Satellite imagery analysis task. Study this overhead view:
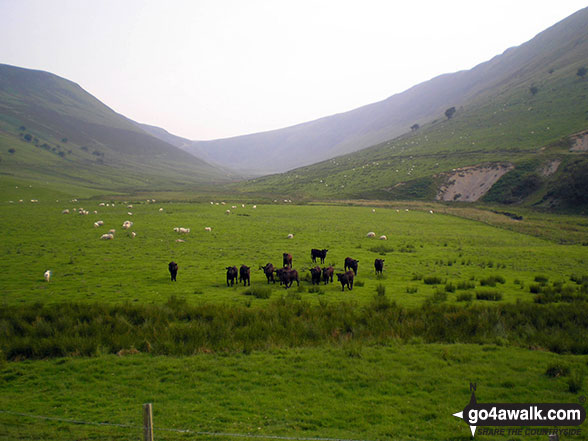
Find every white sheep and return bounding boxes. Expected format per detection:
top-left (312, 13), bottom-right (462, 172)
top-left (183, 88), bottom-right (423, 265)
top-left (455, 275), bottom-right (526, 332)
top-left (372, 209), bottom-right (376, 213)
top-left (131, 231), bottom-right (136, 238)
top-left (127, 212), bottom-right (133, 216)
top-left (429, 210), bottom-right (434, 214)
top-left (109, 229), bottom-right (116, 234)
top-left (252, 205), bottom-right (257, 209)
top-left (175, 239), bottom-right (185, 243)
top-left (96, 220), bottom-right (104, 226)
top-left (101, 233), bottom-right (114, 240)
top-left (241, 204), bottom-right (245, 208)
top-left (173, 227), bottom-right (180, 232)
top-left (367, 232), bottom-right (376, 238)
top-left (44, 270), bottom-right (51, 282)
top-left (204, 227), bottom-right (212, 232)
top-left (127, 204), bottom-right (133, 208)
top-left (99, 203), bottom-right (105, 207)
top-left (232, 205), bottom-right (237, 209)
top-left (159, 208), bottom-right (163, 212)
top-left (226, 210), bottom-right (231, 214)
top-left (379, 235), bottom-right (388, 240)
top-left (94, 222), bottom-right (100, 228)
top-left (179, 227), bottom-right (190, 234)
top-left (122, 221), bottom-right (133, 229)
top-left (62, 209), bottom-right (70, 214)
top-left (287, 233), bottom-right (294, 239)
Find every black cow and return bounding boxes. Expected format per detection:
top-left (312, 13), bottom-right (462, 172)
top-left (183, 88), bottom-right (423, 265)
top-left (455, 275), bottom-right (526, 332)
top-left (260, 263), bottom-right (275, 284)
top-left (275, 267), bottom-right (286, 285)
top-left (344, 257), bottom-right (359, 275)
top-left (309, 266), bottom-right (322, 285)
top-left (279, 268), bottom-right (299, 288)
top-left (239, 265), bottom-right (251, 286)
top-left (311, 248), bottom-right (328, 264)
top-left (322, 266), bottom-right (334, 284)
top-left (283, 252), bottom-right (293, 268)
top-left (226, 266), bottom-right (238, 286)
top-left (336, 270), bottom-right (355, 291)
top-left (168, 261), bottom-right (178, 282)
top-left (374, 258), bottom-right (384, 275)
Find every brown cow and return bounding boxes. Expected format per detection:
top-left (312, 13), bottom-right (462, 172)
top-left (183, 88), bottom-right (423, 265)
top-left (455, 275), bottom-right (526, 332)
top-left (344, 257), bottom-right (359, 275)
top-left (309, 266), bottom-right (322, 285)
top-left (322, 266), bottom-right (334, 284)
top-left (336, 270), bottom-right (355, 291)
top-left (260, 263), bottom-right (275, 284)
top-left (239, 265), bottom-right (251, 286)
top-left (279, 268), bottom-right (299, 288)
top-left (226, 266), bottom-right (238, 286)
top-left (283, 252), bottom-right (293, 268)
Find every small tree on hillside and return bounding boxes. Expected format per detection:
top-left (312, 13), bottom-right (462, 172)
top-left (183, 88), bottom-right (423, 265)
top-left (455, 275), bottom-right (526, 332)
top-left (530, 85), bottom-right (539, 95)
top-left (410, 123), bottom-right (420, 132)
top-left (445, 107), bottom-right (456, 120)
top-left (577, 66), bottom-right (587, 79)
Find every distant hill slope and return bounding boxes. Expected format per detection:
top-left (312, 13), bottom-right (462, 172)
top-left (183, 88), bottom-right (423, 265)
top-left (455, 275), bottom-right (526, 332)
top-left (181, 7), bottom-right (588, 177)
top-left (236, 7), bottom-right (588, 210)
top-left (0, 64), bottom-right (233, 196)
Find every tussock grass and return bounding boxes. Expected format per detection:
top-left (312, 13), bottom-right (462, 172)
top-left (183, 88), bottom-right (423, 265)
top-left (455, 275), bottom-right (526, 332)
top-left (4, 296), bottom-right (588, 360)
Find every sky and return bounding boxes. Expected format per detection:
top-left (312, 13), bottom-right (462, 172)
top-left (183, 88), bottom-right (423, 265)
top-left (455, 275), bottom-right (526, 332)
top-left (1, 1), bottom-right (587, 140)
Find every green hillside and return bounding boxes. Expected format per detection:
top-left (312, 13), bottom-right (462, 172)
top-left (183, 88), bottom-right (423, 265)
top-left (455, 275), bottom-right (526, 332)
top-left (237, 8), bottom-right (588, 210)
top-left (0, 64), bottom-right (233, 197)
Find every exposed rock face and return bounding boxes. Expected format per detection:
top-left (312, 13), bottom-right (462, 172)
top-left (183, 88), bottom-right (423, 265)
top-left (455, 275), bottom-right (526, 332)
top-left (540, 159), bottom-right (561, 176)
top-left (570, 131), bottom-right (588, 151)
top-left (436, 163), bottom-right (514, 202)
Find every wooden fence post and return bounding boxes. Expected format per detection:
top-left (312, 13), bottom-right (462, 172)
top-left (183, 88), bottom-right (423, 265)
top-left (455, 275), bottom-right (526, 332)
top-left (143, 403), bottom-right (153, 441)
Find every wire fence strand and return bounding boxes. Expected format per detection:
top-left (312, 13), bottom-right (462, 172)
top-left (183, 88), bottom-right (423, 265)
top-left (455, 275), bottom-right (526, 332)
top-left (0, 409), bottom-right (376, 441)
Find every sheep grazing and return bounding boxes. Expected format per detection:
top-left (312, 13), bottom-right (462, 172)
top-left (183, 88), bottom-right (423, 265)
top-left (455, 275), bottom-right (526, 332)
top-left (379, 235), bottom-right (387, 240)
top-left (175, 239), bottom-right (185, 243)
top-left (173, 227), bottom-right (180, 232)
top-left (231, 205), bottom-right (237, 209)
top-left (241, 204), bottom-right (245, 208)
top-left (159, 208), bottom-right (163, 212)
top-left (226, 210), bottom-right (231, 215)
top-left (287, 233), bottom-right (294, 239)
top-left (372, 209), bottom-right (376, 213)
top-left (130, 232), bottom-right (136, 238)
top-left (178, 227), bottom-right (190, 234)
top-left (429, 210), bottom-right (434, 214)
top-left (44, 270), bottom-right (51, 282)
top-left (252, 205), bottom-right (257, 209)
top-left (31, 199), bottom-right (39, 203)
top-left (204, 227), bottom-right (212, 232)
top-left (366, 232), bottom-right (376, 238)
top-left (99, 203), bottom-right (105, 207)
top-left (94, 222), bottom-right (100, 228)
top-left (101, 233), bottom-right (114, 240)
top-left (127, 212), bottom-right (133, 216)
top-left (108, 229), bottom-right (116, 234)
top-left (122, 221), bottom-right (133, 229)
top-left (127, 204), bottom-right (133, 208)
top-left (62, 209), bottom-right (70, 214)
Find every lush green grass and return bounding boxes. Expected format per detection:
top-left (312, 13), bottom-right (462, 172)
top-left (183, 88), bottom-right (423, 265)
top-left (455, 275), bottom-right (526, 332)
top-left (1, 344), bottom-right (587, 441)
top-left (1, 199), bottom-right (587, 441)
top-left (1, 199), bottom-right (586, 308)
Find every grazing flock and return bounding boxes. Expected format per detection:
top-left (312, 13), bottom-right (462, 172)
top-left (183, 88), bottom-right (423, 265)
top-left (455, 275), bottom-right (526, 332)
top-left (54, 199), bottom-right (389, 292)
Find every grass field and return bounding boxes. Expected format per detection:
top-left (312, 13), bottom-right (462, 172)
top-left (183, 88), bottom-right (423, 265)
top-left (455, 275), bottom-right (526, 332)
top-left (1, 345), bottom-right (587, 441)
top-left (1, 194), bottom-right (587, 440)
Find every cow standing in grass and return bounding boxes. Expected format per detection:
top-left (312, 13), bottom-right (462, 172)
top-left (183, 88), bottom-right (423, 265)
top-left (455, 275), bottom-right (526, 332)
top-left (336, 271), bottom-right (355, 291)
top-left (344, 257), bottom-right (359, 275)
top-left (374, 259), bottom-right (384, 275)
top-left (168, 262), bottom-right (178, 282)
top-left (322, 266), bottom-right (334, 284)
top-left (239, 265), bottom-right (251, 286)
top-left (311, 248), bottom-right (328, 264)
top-left (226, 266), bottom-right (238, 286)
top-left (310, 266), bottom-right (322, 285)
top-left (279, 268), bottom-right (299, 288)
top-left (260, 263), bottom-right (275, 284)
top-left (283, 253), bottom-right (293, 268)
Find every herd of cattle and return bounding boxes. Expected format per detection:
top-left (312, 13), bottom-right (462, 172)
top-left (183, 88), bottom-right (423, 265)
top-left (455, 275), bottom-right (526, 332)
top-left (168, 249), bottom-right (385, 292)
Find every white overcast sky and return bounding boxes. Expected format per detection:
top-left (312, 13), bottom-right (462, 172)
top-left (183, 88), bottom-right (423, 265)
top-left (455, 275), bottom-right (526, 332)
top-left (1, 0), bottom-right (586, 140)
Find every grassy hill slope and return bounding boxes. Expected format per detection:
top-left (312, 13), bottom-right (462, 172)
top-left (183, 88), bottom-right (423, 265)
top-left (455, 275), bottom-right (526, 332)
top-left (0, 64), bottom-right (233, 197)
top-left (183, 7), bottom-right (588, 177)
top-left (236, 8), bottom-right (588, 210)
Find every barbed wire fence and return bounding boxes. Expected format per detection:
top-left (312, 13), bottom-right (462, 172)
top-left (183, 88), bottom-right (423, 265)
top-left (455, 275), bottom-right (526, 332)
top-left (0, 405), bottom-right (378, 441)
